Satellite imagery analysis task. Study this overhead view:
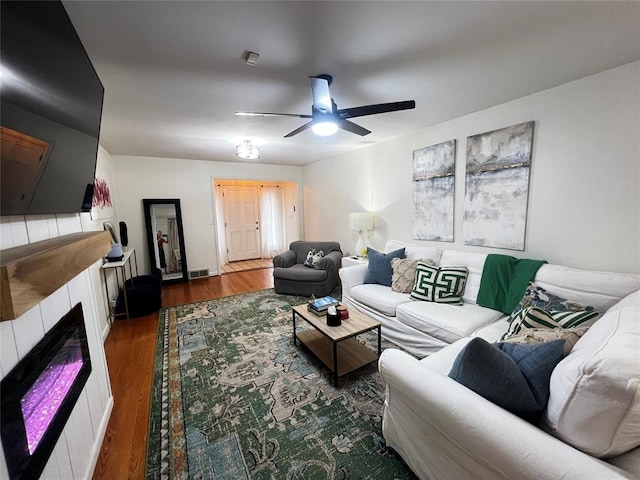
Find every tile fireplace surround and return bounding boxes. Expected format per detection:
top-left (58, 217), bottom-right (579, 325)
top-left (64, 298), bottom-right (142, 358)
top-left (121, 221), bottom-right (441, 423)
top-left (0, 218), bottom-right (113, 480)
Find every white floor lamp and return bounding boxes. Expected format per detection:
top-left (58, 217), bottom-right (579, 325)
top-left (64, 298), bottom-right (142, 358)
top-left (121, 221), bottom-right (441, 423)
top-left (350, 212), bottom-right (374, 256)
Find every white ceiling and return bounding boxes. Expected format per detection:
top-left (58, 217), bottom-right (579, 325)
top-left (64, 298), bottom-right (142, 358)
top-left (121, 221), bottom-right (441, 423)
top-left (63, 1), bottom-right (640, 167)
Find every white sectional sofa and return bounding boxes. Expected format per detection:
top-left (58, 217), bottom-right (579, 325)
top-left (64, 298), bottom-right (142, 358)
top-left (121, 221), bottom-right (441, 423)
top-left (339, 239), bottom-right (639, 357)
top-left (340, 240), bottom-right (497, 357)
top-left (339, 240), bottom-right (640, 479)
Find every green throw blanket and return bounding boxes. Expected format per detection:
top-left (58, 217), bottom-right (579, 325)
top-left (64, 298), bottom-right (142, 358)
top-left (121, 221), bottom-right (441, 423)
top-left (477, 254), bottom-right (547, 314)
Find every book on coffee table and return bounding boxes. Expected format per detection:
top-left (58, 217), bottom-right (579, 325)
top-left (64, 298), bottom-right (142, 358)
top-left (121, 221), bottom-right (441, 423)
top-left (309, 296), bottom-right (338, 313)
top-left (306, 306), bottom-right (327, 317)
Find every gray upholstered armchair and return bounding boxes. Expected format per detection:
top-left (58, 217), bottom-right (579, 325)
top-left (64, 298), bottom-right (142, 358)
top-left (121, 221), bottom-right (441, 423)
top-left (273, 241), bottom-right (343, 296)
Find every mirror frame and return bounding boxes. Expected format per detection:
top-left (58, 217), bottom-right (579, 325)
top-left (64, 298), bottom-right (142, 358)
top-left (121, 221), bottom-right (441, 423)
top-left (143, 198), bottom-right (188, 284)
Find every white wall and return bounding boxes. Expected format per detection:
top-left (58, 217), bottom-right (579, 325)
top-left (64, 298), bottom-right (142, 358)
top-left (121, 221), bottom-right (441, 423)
top-left (110, 156), bottom-right (303, 276)
top-left (303, 62), bottom-right (640, 274)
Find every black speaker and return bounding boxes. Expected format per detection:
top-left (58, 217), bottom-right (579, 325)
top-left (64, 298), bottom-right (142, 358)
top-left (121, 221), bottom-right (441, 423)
top-left (119, 221), bottom-right (128, 247)
top-left (81, 184), bottom-right (94, 212)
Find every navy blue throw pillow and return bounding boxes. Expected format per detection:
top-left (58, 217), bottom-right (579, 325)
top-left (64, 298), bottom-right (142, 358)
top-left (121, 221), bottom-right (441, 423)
top-left (448, 337), bottom-right (565, 419)
top-left (364, 247), bottom-right (406, 286)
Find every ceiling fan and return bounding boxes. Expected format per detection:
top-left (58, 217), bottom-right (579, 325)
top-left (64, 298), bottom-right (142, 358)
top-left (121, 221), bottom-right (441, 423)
top-left (235, 74), bottom-right (416, 138)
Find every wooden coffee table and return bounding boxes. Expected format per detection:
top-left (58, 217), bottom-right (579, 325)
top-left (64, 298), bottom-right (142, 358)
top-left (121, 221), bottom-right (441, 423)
top-left (292, 304), bottom-right (381, 387)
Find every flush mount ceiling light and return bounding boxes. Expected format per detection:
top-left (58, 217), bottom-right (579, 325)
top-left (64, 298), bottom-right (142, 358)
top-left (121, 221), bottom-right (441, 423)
top-left (236, 140), bottom-right (260, 160)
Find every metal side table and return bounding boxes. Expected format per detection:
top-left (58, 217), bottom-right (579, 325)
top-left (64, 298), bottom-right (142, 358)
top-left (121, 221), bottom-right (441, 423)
top-left (101, 248), bottom-right (138, 324)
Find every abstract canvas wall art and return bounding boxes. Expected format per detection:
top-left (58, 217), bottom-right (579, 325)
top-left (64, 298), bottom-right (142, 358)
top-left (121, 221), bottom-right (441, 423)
top-left (413, 139), bottom-right (456, 242)
top-left (463, 121), bottom-right (534, 250)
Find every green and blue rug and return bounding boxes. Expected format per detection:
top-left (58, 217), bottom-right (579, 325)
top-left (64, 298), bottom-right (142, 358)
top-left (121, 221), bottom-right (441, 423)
top-left (145, 289), bottom-right (416, 479)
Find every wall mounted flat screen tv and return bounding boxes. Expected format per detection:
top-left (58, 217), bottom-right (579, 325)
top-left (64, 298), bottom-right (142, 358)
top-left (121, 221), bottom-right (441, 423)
top-left (1, 1), bottom-right (104, 216)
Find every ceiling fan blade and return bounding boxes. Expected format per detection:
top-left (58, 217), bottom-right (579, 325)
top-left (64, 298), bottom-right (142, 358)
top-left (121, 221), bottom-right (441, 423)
top-left (338, 100), bottom-right (416, 119)
top-left (284, 121), bottom-right (313, 138)
top-left (309, 76), bottom-right (333, 113)
top-left (339, 119), bottom-right (371, 136)
top-left (235, 111), bottom-right (312, 118)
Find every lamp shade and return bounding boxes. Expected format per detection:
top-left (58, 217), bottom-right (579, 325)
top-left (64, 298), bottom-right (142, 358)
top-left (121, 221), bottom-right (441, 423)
top-left (349, 213), bottom-right (374, 231)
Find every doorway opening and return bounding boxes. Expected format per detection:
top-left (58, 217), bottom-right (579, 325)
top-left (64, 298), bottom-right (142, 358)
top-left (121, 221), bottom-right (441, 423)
top-left (213, 179), bottom-right (300, 274)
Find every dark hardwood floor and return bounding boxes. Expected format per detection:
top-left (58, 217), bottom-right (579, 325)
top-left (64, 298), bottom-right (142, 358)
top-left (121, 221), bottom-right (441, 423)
top-left (93, 268), bottom-right (274, 479)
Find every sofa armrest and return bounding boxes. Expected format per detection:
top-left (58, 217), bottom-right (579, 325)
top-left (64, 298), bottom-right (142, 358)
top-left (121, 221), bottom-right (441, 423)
top-left (273, 250), bottom-right (296, 268)
top-left (339, 263), bottom-right (368, 298)
top-left (318, 250), bottom-right (341, 270)
top-left (378, 349), bottom-right (632, 480)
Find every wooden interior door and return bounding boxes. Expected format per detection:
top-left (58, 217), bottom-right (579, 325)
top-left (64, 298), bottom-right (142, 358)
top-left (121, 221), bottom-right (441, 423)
top-left (222, 185), bottom-right (261, 262)
top-left (1, 127), bottom-right (51, 213)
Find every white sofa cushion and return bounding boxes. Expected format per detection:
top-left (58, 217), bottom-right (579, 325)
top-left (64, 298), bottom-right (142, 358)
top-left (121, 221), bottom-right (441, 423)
top-left (396, 300), bottom-right (504, 344)
top-left (420, 337), bottom-right (474, 375)
top-left (473, 317), bottom-right (511, 342)
top-left (607, 288), bottom-right (640, 313)
top-left (384, 239), bottom-right (442, 263)
top-left (544, 290), bottom-right (640, 458)
top-left (534, 264), bottom-right (640, 312)
top-left (350, 284), bottom-right (411, 316)
top-left (439, 250), bottom-right (488, 304)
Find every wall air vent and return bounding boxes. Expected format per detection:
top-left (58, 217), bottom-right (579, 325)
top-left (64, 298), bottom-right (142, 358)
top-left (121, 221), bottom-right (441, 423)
top-left (188, 269), bottom-right (210, 279)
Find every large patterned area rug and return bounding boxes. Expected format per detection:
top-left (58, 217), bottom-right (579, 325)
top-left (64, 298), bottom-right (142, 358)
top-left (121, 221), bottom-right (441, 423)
top-left (145, 289), bottom-right (417, 479)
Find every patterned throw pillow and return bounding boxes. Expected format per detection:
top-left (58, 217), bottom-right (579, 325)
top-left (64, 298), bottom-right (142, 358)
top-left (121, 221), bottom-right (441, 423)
top-left (501, 326), bottom-right (590, 355)
top-left (502, 307), bottom-right (599, 340)
top-left (391, 258), bottom-right (436, 294)
top-left (511, 282), bottom-right (597, 319)
top-left (410, 262), bottom-right (468, 305)
top-left (503, 282), bottom-right (600, 339)
top-left (303, 249), bottom-right (324, 269)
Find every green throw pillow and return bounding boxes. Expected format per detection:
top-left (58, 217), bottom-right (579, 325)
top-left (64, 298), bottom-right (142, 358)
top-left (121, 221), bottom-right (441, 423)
top-left (410, 262), bottom-right (468, 305)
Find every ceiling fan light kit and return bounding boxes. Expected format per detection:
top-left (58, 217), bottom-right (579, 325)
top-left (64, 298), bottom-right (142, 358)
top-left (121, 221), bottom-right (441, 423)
top-left (236, 74), bottom-right (415, 138)
top-left (236, 140), bottom-right (260, 160)
top-left (311, 121), bottom-right (338, 137)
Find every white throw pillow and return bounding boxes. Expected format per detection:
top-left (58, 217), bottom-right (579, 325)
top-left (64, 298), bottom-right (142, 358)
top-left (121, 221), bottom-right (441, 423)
top-left (303, 249), bottom-right (324, 269)
top-left (543, 292), bottom-right (640, 458)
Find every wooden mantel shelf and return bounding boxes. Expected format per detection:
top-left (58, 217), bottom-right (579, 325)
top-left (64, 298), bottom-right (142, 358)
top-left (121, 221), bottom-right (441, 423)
top-left (0, 231), bottom-right (111, 321)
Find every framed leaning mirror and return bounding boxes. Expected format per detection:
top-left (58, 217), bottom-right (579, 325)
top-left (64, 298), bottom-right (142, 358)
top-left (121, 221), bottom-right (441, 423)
top-left (143, 198), bottom-right (188, 284)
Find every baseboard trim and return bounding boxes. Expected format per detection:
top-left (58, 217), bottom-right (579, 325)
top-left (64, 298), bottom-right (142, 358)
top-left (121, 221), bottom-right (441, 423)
top-left (83, 395), bottom-right (114, 480)
top-left (101, 321), bottom-right (110, 342)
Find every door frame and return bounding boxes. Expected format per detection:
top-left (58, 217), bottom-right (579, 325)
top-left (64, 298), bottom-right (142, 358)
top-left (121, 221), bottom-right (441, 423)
top-left (211, 178), bottom-right (303, 268)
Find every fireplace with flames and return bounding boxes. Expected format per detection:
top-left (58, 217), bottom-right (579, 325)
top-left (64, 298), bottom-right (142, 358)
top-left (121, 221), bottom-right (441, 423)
top-left (1, 303), bottom-right (92, 480)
